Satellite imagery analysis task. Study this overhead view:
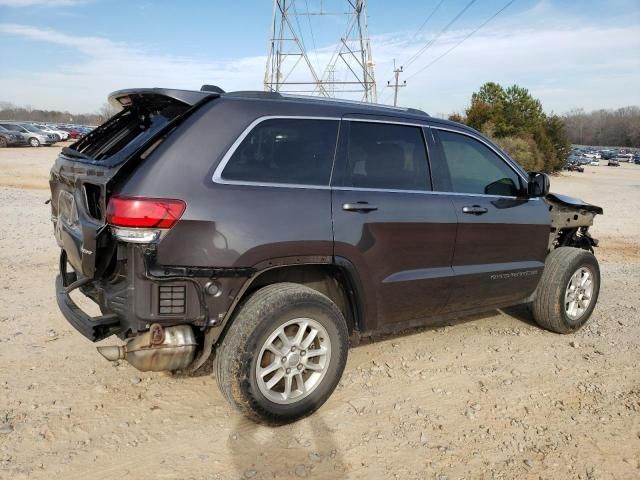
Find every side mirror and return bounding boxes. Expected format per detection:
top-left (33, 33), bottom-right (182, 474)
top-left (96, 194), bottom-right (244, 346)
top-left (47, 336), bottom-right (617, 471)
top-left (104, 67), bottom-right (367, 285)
top-left (528, 172), bottom-right (550, 197)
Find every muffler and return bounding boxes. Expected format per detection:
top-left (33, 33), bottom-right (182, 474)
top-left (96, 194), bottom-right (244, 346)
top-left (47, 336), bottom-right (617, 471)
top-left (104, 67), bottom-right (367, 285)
top-left (97, 324), bottom-right (196, 372)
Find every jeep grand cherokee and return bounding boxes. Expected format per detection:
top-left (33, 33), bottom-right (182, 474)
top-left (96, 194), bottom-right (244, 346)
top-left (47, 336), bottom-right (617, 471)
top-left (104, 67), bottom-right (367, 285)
top-left (50, 86), bottom-right (602, 423)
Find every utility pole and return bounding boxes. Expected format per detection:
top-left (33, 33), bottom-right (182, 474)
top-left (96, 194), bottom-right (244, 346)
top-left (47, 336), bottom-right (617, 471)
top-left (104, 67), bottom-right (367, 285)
top-left (386, 60), bottom-right (406, 106)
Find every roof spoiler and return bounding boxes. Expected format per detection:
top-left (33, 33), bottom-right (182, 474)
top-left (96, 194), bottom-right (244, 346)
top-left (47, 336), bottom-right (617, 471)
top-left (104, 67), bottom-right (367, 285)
top-left (108, 87), bottom-right (220, 108)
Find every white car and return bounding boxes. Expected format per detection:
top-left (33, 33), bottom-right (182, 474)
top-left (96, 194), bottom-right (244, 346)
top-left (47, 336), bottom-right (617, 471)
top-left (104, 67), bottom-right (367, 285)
top-left (34, 124), bottom-right (69, 141)
top-left (590, 160), bottom-right (600, 166)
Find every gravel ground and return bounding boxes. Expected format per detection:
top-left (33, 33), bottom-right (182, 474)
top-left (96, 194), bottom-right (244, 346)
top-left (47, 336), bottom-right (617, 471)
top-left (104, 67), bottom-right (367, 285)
top-left (0, 146), bottom-right (638, 480)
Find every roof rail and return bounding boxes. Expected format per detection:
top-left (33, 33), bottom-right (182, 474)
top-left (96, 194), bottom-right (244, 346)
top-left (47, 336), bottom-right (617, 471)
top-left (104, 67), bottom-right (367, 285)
top-left (279, 93), bottom-right (429, 116)
top-left (224, 91), bottom-right (283, 100)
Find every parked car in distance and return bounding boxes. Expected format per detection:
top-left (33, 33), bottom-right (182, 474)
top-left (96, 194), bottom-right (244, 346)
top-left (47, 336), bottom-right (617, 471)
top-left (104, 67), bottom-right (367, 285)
top-left (19, 123), bottom-right (58, 146)
top-left (589, 160), bottom-right (600, 166)
top-left (0, 122), bottom-right (55, 147)
top-left (58, 127), bottom-right (82, 139)
top-left (0, 125), bottom-right (28, 147)
top-left (566, 162), bottom-right (584, 172)
top-left (607, 160), bottom-right (620, 167)
top-left (51, 87), bottom-right (604, 423)
top-left (33, 124), bottom-right (69, 141)
top-left (616, 153), bottom-right (633, 163)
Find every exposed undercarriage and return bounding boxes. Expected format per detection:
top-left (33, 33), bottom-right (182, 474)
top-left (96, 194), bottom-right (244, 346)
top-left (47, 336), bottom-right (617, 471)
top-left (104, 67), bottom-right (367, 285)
top-left (545, 193), bottom-right (603, 253)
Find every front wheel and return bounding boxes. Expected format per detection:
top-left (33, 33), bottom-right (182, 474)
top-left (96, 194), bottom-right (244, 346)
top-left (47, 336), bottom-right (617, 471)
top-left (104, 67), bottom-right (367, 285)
top-left (29, 137), bottom-right (40, 147)
top-left (0, 137), bottom-right (7, 148)
top-left (532, 247), bottom-right (600, 333)
top-left (215, 283), bottom-right (349, 424)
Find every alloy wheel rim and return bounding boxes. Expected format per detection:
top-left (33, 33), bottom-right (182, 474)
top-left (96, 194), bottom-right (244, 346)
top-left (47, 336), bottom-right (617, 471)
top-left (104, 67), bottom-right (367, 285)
top-left (564, 266), bottom-right (594, 321)
top-left (256, 317), bottom-right (331, 405)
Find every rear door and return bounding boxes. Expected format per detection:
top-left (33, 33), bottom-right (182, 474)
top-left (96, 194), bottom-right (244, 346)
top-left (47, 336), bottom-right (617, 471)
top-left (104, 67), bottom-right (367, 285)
top-left (331, 117), bottom-right (457, 332)
top-left (429, 127), bottom-right (550, 311)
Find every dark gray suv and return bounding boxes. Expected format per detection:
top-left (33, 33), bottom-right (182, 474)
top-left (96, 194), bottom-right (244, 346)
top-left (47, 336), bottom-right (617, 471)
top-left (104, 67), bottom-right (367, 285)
top-left (50, 87), bottom-right (602, 423)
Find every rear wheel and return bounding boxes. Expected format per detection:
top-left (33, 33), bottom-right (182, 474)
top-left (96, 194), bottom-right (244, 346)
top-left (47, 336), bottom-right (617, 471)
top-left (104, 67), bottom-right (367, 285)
top-left (215, 283), bottom-right (349, 424)
top-left (532, 247), bottom-right (600, 333)
top-left (0, 137), bottom-right (7, 148)
top-left (29, 137), bottom-right (40, 147)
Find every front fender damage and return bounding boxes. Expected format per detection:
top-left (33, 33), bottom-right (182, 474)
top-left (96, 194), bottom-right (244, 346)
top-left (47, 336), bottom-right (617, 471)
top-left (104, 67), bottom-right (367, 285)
top-left (545, 193), bottom-right (603, 252)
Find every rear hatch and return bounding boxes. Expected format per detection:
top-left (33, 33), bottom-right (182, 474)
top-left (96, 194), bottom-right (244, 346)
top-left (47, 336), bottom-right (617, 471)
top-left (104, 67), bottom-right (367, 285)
top-left (50, 88), bottom-right (216, 279)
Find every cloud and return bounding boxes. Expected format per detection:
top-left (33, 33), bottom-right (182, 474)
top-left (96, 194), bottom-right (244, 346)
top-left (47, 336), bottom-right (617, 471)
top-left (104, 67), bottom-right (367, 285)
top-left (0, 23), bottom-right (267, 112)
top-left (0, 0), bottom-right (638, 115)
top-left (370, 4), bottom-right (640, 113)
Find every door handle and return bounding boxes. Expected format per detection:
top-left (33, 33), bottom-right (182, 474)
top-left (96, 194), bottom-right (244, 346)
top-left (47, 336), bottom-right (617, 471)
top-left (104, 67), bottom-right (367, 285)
top-left (462, 205), bottom-right (488, 215)
top-left (343, 202), bottom-right (378, 212)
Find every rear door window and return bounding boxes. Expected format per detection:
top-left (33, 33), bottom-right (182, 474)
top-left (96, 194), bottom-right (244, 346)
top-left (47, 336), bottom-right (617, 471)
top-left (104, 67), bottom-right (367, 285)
top-left (220, 118), bottom-right (339, 186)
top-left (340, 121), bottom-right (431, 191)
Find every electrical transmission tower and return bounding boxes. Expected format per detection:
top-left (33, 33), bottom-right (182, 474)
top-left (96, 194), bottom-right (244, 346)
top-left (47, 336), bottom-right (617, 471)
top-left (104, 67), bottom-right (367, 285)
top-left (264, 0), bottom-right (377, 102)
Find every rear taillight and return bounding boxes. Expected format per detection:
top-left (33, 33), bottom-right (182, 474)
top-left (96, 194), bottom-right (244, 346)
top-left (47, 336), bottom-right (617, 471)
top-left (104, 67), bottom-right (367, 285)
top-left (106, 195), bottom-right (186, 229)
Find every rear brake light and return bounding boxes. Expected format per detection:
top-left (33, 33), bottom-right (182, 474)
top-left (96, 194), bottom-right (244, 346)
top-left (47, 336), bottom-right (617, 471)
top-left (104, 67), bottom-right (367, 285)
top-left (106, 195), bottom-right (186, 229)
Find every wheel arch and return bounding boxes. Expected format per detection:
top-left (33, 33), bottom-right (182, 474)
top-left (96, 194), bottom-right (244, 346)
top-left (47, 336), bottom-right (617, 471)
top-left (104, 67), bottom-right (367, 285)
top-left (215, 260), bottom-right (364, 347)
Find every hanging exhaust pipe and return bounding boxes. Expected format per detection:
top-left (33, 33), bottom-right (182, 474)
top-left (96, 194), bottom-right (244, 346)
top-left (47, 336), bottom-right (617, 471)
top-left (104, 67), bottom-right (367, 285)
top-left (97, 324), bottom-right (196, 372)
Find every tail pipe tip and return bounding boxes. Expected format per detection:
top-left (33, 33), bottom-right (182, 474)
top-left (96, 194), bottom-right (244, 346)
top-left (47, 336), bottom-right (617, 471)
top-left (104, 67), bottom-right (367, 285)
top-left (97, 345), bottom-right (126, 362)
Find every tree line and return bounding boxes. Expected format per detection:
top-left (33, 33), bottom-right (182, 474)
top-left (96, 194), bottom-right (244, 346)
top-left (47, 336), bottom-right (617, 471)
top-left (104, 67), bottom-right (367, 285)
top-left (0, 101), bottom-right (117, 126)
top-left (563, 107), bottom-right (640, 148)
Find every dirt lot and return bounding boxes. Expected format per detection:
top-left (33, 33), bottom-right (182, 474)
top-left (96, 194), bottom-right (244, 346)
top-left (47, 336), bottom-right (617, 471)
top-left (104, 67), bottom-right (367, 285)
top-left (0, 145), bottom-right (638, 480)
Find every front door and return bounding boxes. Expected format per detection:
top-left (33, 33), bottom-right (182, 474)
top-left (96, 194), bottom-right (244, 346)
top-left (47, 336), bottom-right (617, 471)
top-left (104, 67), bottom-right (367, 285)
top-left (331, 118), bottom-right (458, 332)
top-left (429, 128), bottom-right (550, 311)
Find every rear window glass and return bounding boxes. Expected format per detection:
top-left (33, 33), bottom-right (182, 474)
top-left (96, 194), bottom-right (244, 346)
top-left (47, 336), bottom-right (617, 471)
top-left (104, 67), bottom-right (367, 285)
top-left (221, 118), bottom-right (339, 186)
top-left (69, 99), bottom-right (188, 161)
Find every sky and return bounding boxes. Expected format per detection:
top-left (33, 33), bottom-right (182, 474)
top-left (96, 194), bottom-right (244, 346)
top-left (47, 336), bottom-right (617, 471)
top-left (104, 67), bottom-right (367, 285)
top-left (0, 0), bottom-right (639, 116)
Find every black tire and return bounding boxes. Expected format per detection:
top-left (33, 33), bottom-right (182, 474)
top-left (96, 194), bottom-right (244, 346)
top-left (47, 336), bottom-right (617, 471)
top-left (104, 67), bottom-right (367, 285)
top-left (532, 247), bottom-right (600, 333)
top-left (29, 137), bottom-right (40, 147)
top-left (215, 283), bottom-right (349, 424)
top-left (0, 137), bottom-right (7, 148)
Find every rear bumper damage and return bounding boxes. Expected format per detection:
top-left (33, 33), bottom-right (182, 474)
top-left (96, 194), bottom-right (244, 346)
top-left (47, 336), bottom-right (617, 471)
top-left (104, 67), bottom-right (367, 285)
top-left (56, 270), bottom-right (120, 342)
top-left (55, 245), bottom-right (253, 371)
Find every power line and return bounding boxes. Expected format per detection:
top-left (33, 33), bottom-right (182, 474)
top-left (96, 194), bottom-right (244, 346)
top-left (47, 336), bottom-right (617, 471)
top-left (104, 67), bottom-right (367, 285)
top-left (303, 0), bottom-right (322, 73)
top-left (408, 0), bottom-right (446, 42)
top-left (405, 0), bottom-right (517, 81)
top-left (404, 0), bottom-right (477, 68)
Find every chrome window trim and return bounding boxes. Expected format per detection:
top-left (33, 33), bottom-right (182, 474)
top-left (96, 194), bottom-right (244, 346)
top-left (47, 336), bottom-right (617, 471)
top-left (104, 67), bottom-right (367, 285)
top-left (212, 115), bottom-right (341, 188)
top-left (211, 115), bottom-right (536, 200)
top-left (430, 125), bottom-right (529, 183)
top-left (331, 185), bottom-right (532, 200)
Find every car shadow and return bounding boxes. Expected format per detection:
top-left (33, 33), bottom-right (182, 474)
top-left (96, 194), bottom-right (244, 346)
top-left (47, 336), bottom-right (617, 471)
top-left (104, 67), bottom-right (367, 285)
top-left (227, 413), bottom-right (347, 478)
top-left (352, 304), bottom-right (538, 348)
top-left (500, 303), bottom-right (538, 327)
top-left (180, 304), bottom-right (540, 377)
